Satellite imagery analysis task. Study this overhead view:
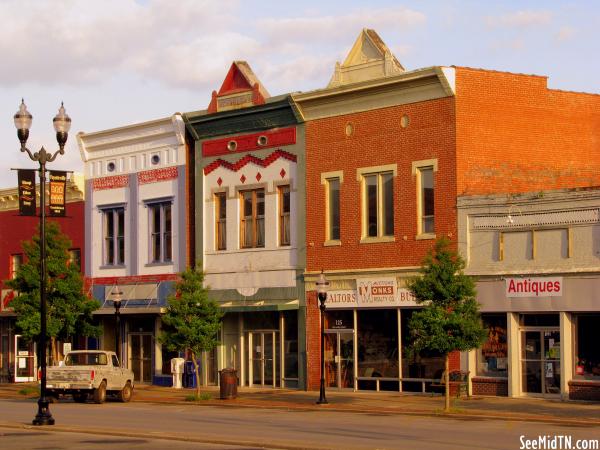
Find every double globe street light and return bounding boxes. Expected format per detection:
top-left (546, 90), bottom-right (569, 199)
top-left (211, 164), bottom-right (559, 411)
top-left (14, 99), bottom-right (72, 426)
top-left (316, 271), bottom-right (329, 405)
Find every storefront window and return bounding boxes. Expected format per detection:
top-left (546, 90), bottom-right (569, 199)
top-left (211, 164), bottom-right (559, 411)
top-left (357, 310), bottom-right (398, 379)
top-left (575, 314), bottom-right (600, 379)
top-left (477, 314), bottom-right (508, 377)
top-left (324, 310), bottom-right (353, 330)
top-left (401, 309), bottom-right (444, 380)
top-left (283, 310), bottom-right (298, 385)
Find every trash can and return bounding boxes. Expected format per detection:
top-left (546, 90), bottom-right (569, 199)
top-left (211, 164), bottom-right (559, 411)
top-left (219, 368), bottom-right (238, 399)
top-left (184, 361), bottom-right (196, 388)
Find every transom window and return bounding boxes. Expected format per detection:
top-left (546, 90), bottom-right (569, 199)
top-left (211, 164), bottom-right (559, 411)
top-left (279, 185), bottom-right (290, 246)
top-left (215, 192), bottom-right (227, 251)
top-left (103, 208), bottom-right (125, 266)
top-left (363, 172), bottom-right (394, 238)
top-left (149, 202), bottom-right (172, 263)
top-left (240, 189), bottom-right (265, 248)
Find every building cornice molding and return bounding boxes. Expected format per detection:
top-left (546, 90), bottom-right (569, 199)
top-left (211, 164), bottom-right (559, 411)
top-left (77, 114), bottom-right (185, 162)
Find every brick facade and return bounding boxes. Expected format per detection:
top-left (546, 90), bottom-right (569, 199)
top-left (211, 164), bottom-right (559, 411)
top-left (472, 377), bottom-right (509, 397)
top-left (305, 97), bottom-right (457, 272)
top-left (306, 291), bottom-right (321, 390)
top-left (455, 67), bottom-right (600, 195)
top-left (568, 381), bottom-right (600, 401)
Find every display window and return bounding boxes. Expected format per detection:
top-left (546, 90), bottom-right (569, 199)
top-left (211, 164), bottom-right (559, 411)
top-left (401, 308), bottom-right (444, 381)
top-left (477, 314), bottom-right (508, 377)
top-left (574, 314), bottom-right (600, 379)
top-left (357, 310), bottom-right (398, 379)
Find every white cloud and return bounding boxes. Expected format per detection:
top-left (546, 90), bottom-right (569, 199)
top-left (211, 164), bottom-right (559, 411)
top-left (556, 26), bottom-right (576, 41)
top-left (485, 10), bottom-right (553, 28)
top-left (0, 1), bottom-right (423, 94)
top-left (257, 7), bottom-right (426, 43)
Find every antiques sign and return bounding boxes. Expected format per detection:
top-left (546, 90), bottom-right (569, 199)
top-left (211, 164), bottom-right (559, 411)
top-left (17, 169), bottom-right (36, 216)
top-left (505, 277), bottom-right (563, 298)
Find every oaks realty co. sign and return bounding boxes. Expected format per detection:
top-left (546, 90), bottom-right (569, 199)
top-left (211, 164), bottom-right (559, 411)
top-left (326, 278), bottom-right (420, 309)
top-left (505, 277), bottom-right (563, 298)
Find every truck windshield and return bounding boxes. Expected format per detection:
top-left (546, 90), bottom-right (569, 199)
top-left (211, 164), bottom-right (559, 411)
top-left (64, 353), bottom-right (108, 366)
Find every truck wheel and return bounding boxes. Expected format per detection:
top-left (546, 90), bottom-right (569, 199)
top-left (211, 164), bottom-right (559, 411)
top-left (92, 381), bottom-right (107, 404)
top-left (73, 393), bottom-right (87, 403)
top-left (117, 382), bottom-right (133, 403)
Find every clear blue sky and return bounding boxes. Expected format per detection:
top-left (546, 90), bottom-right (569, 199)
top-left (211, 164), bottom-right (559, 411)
top-left (1, 0), bottom-right (598, 188)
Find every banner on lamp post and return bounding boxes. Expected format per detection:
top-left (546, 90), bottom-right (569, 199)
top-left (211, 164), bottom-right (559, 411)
top-left (49, 171), bottom-right (67, 217)
top-left (17, 169), bottom-right (36, 216)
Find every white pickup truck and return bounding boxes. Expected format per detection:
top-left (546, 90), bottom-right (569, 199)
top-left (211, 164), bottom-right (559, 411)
top-left (46, 350), bottom-right (134, 404)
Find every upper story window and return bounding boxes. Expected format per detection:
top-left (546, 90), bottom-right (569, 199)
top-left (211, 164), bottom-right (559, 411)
top-left (215, 192), bottom-right (227, 251)
top-left (279, 185), bottom-right (291, 246)
top-left (327, 178), bottom-right (340, 241)
top-left (68, 249), bottom-right (81, 270)
top-left (412, 159), bottom-right (437, 238)
top-left (362, 171), bottom-right (394, 239)
top-left (419, 167), bottom-right (434, 234)
top-left (240, 189), bottom-right (265, 248)
top-left (10, 254), bottom-right (23, 279)
top-left (103, 207), bottom-right (125, 266)
top-left (149, 202), bottom-right (172, 263)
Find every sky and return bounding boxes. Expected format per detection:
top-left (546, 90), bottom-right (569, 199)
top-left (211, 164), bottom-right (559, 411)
top-left (0, 0), bottom-right (598, 188)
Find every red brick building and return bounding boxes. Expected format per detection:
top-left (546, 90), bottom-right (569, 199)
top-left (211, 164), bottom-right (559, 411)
top-left (0, 175), bottom-right (85, 382)
top-left (294, 29), bottom-right (600, 397)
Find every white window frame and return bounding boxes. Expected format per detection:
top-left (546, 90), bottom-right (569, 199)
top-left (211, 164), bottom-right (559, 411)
top-left (147, 201), bottom-right (173, 264)
top-left (357, 164), bottom-right (397, 243)
top-left (412, 159), bottom-right (438, 240)
top-left (101, 206), bottom-right (126, 267)
top-left (321, 171), bottom-right (344, 246)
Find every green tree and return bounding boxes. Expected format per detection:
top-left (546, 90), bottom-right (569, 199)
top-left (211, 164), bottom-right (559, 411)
top-left (6, 221), bottom-right (101, 363)
top-left (406, 237), bottom-right (487, 411)
top-left (159, 266), bottom-right (223, 398)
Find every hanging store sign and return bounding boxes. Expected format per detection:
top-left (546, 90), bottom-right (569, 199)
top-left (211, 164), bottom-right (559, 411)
top-left (505, 277), bottom-right (563, 298)
top-left (17, 169), bottom-right (36, 216)
top-left (49, 171), bottom-right (67, 217)
top-left (326, 279), bottom-right (420, 309)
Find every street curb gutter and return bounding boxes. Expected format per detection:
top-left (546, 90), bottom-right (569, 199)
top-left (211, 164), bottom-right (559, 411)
top-left (0, 421), bottom-right (332, 450)
top-left (133, 398), bottom-right (600, 428)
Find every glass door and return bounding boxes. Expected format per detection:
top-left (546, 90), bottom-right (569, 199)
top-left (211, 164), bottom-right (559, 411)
top-left (14, 335), bottom-right (35, 382)
top-left (324, 331), bottom-right (354, 389)
top-left (129, 333), bottom-right (153, 383)
top-left (521, 329), bottom-right (560, 395)
top-left (248, 331), bottom-right (278, 387)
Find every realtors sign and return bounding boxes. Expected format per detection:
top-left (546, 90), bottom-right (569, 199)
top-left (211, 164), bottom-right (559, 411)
top-left (327, 278), bottom-right (420, 308)
top-left (505, 277), bottom-right (563, 298)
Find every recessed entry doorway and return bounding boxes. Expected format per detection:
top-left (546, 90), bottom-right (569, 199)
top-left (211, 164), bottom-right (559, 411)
top-left (247, 331), bottom-right (279, 387)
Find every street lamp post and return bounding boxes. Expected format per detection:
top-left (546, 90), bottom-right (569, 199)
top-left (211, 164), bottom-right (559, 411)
top-left (14, 99), bottom-right (71, 426)
top-left (112, 287), bottom-right (123, 366)
top-left (316, 271), bottom-right (329, 405)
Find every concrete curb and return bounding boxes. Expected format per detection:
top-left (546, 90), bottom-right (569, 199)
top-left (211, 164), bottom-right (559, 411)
top-left (0, 421), bottom-right (331, 450)
top-left (131, 396), bottom-right (600, 428)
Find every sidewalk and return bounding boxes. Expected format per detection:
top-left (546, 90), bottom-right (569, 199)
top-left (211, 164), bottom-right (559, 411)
top-left (2, 382), bottom-right (599, 427)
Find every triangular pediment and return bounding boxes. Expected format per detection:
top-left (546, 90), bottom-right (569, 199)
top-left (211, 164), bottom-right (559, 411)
top-left (328, 29), bottom-right (404, 88)
top-left (208, 61), bottom-right (270, 113)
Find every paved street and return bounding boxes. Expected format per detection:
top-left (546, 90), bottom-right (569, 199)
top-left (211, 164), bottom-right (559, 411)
top-left (0, 426), bottom-right (255, 449)
top-left (0, 398), bottom-right (598, 450)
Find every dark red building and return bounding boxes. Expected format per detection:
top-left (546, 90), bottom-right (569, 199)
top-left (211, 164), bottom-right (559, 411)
top-left (0, 175), bottom-right (85, 382)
